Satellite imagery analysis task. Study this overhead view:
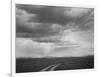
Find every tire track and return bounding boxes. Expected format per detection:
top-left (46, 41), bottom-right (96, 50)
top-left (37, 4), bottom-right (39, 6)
top-left (40, 64), bottom-right (61, 71)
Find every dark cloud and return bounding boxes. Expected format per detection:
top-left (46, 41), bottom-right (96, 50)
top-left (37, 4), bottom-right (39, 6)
top-left (16, 4), bottom-right (93, 25)
top-left (16, 4), bottom-right (69, 24)
top-left (16, 21), bottom-right (62, 38)
top-left (16, 7), bottom-right (62, 38)
top-left (16, 4), bottom-right (94, 39)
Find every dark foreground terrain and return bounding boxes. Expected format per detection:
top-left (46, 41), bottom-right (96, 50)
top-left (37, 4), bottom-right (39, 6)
top-left (16, 56), bottom-right (94, 73)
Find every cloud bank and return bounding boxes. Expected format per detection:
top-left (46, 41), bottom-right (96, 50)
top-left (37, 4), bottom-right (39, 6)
top-left (16, 37), bottom-right (93, 58)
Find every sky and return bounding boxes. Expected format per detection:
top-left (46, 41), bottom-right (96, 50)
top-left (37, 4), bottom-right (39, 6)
top-left (16, 4), bottom-right (94, 58)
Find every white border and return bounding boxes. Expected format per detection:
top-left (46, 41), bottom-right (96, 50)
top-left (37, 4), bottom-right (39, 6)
top-left (11, 0), bottom-right (96, 77)
top-left (11, 0), bottom-right (15, 76)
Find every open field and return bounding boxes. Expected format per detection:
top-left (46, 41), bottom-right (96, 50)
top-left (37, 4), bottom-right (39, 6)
top-left (16, 55), bottom-right (94, 73)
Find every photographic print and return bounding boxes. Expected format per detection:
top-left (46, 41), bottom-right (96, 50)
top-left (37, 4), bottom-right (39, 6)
top-left (15, 4), bottom-right (94, 73)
